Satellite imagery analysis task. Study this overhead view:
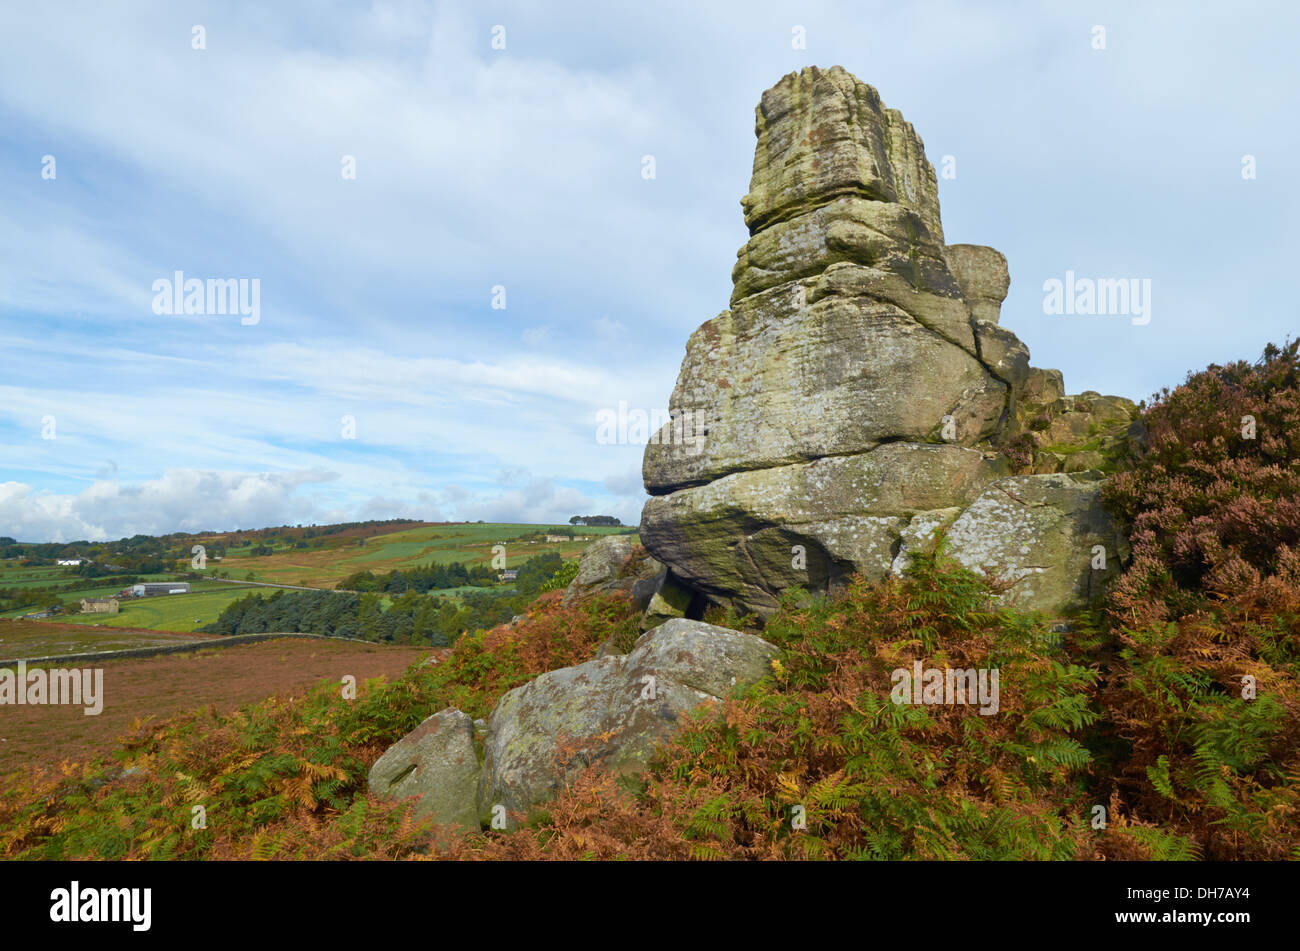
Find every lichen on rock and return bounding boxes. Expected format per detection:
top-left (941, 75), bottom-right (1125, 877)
top-left (639, 65), bottom-right (1136, 620)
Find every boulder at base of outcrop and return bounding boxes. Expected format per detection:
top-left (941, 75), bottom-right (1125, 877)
top-left (477, 619), bottom-right (779, 828)
top-left (563, 535), bottom-right (663, 606)
top-left (367, 707), bottom-right (481, 831)
top-left (943, 472), bottom-right (1128, 617)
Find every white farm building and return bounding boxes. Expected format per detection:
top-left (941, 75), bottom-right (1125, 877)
top-left (132, 582), bottom-right (191, 597)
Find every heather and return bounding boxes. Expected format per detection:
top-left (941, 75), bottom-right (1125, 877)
top-left (2, 538), bottom-right (1295, 860)
top-left (2, 347), bottom-right (1297, 860)
top-left (0, 592), bottom-right (637, 859)
top-left (1103, 340), bottom-right (1300, 623)
top-left (1096, 340), bottom-right (1300, 859)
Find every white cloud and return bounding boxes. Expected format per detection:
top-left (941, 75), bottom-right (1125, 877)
top-left (355, 492), bottom-right (446, 523)
top-left (0, 470), bottom-right (336, 542)
top-left (1, 0), bottom-right (1297, 542)
top-left (602, 466), bottom-right (645, 498)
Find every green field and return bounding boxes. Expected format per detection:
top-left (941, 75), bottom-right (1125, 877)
top-left (0, 566), bottom-right (177, 591)
top-left (0, 521), bottom-right (637, 632)
top-left (0, 566), bottom-right (62, 587)
top-left (214, 522), bottom-right (634, 587)
top-left (347, 524), bottom-right (621, 567)
top-left (38, 587), bottom-right (264, 633)
top-left (0, 579), bottom-right (180, 613)
top-left (0, 582), bottom-right (266, 633)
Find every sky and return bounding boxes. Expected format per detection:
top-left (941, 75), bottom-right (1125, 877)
top-left (1, 1), bottom-right (1296, 542)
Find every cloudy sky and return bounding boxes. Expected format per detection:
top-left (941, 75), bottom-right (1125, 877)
top-left (1, 1), bottom-right (1296, 542)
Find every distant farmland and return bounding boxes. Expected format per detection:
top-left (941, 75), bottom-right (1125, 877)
top-left (45, 586), bottom-right (263, 633)
top-left (0, 522), bottom-right (635, 638)
top-left (0, 581), bottom-right (262, 632)
top-left (212, 522), bottom-right (632, 588)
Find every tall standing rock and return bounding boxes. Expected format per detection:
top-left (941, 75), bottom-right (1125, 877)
top-left (645, 68), bottom-right (1009, 496)
top-left (640, 66), bottom-right (1133, 619)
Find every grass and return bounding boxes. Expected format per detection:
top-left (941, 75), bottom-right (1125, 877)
top-left (0, 566), bottom-right (175, 591)
top-left (21, 587), bottom-right (265, 633)
top-left (0, 566), bottom-right (63, 588)
top-left (216, 522), bottom-right (632, 587)
top-left (0, 619), bottom-right (214, 660)
top-left (1, 580), bottom-right (179, 616)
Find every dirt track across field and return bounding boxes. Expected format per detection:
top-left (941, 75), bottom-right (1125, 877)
top-left (0, 638), bottom-right (430, 771)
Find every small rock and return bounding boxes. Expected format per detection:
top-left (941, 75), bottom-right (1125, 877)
top-left (368, 708), bottom-right (481, 832)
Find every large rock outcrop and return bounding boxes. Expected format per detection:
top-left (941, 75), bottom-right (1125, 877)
top-left (640, 66), bottom-right (1136, 620)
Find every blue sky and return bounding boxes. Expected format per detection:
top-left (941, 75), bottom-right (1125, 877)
top-left (1, 1), bottom-right (1296, 542)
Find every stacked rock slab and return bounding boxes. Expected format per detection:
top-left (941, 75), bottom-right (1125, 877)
top-left (640, 66), bottom-right (1129, 618)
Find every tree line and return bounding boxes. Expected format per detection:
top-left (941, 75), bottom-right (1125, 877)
top-left (337, 560), bottom-right (500, 593)
top-left (202, 552), bottom-right (572, 646)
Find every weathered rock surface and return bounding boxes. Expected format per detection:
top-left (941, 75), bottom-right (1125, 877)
top-left (639, 65), bottom-right (1137, 620)
top-left (890, 506), bottom-right (965, 576)
top-left (731, 205), bottom-right (976, 352)
top-left (642, 283), bottom-right (1007, 492)
top-left (367, 708), bottom-right (481, 831)
top-left (1014, 384), bottom-right (1141, 474)
top-left (640, 570), bottom-right (695, 630)
top-left (477, 619), bottom-right (779, 827)
top-left (738, 65), bottom-right (944, 239)
top-left (944, 473), bottom-right (1128, 616)
top-left (973, 319), bottom-right (1030, 392)
top-left (563, 534), bottom-right (662, 606)
top-left (642, 444), bottom-right (1008, 614)
top-left (570, 535), bottom-right (637, 587)
top-left (946, 244), bottom-right (1010, 325)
